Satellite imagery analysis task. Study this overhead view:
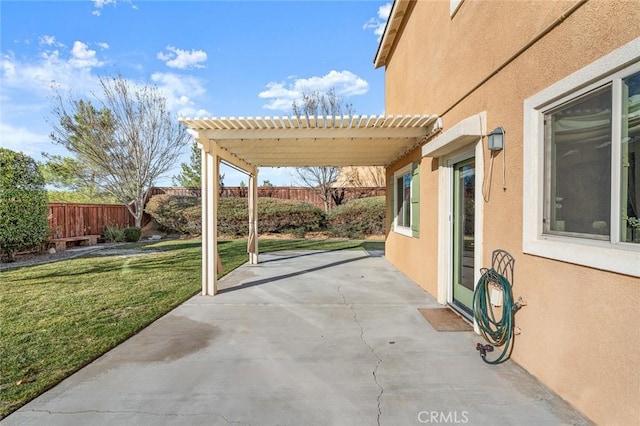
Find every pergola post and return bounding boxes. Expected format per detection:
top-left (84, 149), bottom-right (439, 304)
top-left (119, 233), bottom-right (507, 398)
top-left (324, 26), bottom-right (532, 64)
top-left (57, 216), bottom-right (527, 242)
top-left (200, 138), bottom-right (218, 296)
top-left (248, 169), bottom-right (259, 264)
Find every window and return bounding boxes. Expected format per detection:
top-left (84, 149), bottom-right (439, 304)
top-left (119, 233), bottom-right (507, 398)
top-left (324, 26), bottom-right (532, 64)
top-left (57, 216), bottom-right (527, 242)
top-left (392, 163), bottom-right (420, 237)
top-left (543, 71), bottom-right (640, 242)
top-left (523, 37), bottom-right (640, 277)
top-left (544, 86), bottom-right (612, 239)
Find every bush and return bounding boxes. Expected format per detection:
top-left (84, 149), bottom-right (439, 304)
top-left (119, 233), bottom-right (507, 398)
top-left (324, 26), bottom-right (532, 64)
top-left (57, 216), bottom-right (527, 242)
top-left (146, 194), bottom-right (386, 239)
top-left (258, 198), bottom-right (325, 235)
top-left (103, 224), bottom-right (126, 242)
top-left (145, 195), bottom-right (326, 236)
top-left (218, 197), bottom-right (327, 236)
top-left (327, 196), bottom-right (386, 239)
top-left (123, 227), bottom-right (142, 242)
top-left (0, 148), bottom-right (49, 261)
top-left (145, 194), bottom-right (201, 235)
top-left (216, 197), bottom-right (246, 236)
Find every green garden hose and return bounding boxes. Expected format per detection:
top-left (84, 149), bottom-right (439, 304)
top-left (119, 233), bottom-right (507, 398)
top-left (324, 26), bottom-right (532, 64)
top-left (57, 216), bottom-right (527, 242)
top-left (473, 268), bottom-right (515, 365)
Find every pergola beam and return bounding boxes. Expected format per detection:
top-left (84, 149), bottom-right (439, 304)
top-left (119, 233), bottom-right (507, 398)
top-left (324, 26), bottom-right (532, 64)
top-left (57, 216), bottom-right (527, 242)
top-left (200, 126), bottom-right (431, 141)
top-left (198, 132), bottom-right (256, 175)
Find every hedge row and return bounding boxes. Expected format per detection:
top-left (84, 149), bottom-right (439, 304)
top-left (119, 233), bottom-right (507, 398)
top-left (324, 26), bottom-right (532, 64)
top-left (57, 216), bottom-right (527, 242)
top-left (145, 195), bottom-right (200, 235)
top-left (145, 195), bottom-right (386, 238)
top-left (326, 196), bottom-right (386, 238)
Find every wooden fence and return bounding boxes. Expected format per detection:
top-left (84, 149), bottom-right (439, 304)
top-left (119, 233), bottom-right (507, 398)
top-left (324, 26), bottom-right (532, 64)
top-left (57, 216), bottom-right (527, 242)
top-left (148, 186), bottom-right (386, 210)
top-left (48, 203), bottom-right (135, 239)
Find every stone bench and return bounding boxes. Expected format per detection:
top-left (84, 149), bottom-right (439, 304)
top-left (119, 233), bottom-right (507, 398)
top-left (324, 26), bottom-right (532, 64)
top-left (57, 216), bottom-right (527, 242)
top-left (50, 235), bottom-right (100, 252)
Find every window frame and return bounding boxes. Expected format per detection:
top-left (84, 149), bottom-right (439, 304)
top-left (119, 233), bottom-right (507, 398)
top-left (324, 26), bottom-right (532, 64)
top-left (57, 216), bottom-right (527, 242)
top-left (393, 164), bottom-right (413, 237)
top-left (523, 37), bottom-right (640, 277)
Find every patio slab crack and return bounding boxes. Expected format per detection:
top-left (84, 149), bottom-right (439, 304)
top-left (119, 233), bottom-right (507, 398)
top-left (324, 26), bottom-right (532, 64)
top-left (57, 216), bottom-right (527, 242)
top-left (337, 285), bottom-right (384, 426)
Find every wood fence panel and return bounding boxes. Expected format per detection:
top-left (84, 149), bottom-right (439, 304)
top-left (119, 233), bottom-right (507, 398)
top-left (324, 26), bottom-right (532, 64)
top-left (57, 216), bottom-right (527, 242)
top-left (48, 203), bottom-right (134, 239)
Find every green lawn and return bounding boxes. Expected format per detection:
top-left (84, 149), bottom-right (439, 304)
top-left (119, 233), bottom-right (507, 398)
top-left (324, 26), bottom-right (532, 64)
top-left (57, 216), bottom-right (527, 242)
top-left (0, 238), bottom-right (383, 418)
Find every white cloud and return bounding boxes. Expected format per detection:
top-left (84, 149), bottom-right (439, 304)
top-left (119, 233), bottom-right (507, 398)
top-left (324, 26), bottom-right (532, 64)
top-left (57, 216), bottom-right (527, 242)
top-left (176, 107), bottom-right (210, 118)
top-left (97, 42), bottom-right (110, 50)
top-left (258, 70), bottom-right (369, 112)
top-left (363, 2), bottom-right (392, 41)
top-left (150, 72), bottom-right (210, 117)
top-left (0, 48), bottom-right (96, 161)
top-left (157, 46), bottom-right (207, 70)
top-left (0, 121), bottom-right (55, 158)
top-left (92, 0), bottom-right (116, 16)
top-left (92, 0), bottom-right (136, 16)
top-left (93, 0), bottom-right (116, 7)
top-left (69, 41), bottom-right (103, 68)
top-left (39, 35), bottom-right (55, 46)
top-left (92, 0), bottom-right (115, 16)
top-left (258, 82), bottom-right (299, 111)
top-left (39, 35), bottom-right (64, 47)
top-left (1, 43), bottom-right (102, 95)
top-left (378, 3), bottom-right (392, 19)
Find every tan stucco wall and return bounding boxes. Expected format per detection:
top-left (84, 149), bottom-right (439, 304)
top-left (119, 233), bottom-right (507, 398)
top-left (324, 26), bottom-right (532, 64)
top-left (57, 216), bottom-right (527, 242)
top-left (386, 150), bottom-right (439, 297)
top-left (383, 1), bottom-right (640, 424)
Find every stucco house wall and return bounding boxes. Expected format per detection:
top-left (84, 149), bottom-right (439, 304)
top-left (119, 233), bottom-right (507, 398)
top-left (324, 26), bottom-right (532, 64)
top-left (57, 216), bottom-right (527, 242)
top-left (386, 150), bottom-right (440, 297)
top-left (383, 1), bottom-right (640, 424)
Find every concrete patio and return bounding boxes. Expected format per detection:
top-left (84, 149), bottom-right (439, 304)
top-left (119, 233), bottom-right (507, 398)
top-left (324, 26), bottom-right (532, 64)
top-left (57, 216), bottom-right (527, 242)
top-left (3, 249), bottom-right (590, 425)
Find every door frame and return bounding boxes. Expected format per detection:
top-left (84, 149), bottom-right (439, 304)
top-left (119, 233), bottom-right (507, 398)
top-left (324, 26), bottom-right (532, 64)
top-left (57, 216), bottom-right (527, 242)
top-left (437, 142), bottom-right (484, 320)
top-left (451, 156), bottom-right (476, 315)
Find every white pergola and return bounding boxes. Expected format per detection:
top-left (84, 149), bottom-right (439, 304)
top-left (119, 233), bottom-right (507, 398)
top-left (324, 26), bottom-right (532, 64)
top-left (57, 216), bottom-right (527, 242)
top-left (179, 114), bottom-right (441, 295)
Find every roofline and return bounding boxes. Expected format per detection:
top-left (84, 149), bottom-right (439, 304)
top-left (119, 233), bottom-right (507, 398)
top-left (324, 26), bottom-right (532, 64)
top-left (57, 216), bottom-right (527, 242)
top-left (373, 0), bottom-right (413, 69)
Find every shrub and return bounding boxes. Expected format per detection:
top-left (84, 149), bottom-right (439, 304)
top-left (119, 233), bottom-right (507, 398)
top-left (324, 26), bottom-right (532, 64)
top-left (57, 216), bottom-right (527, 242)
top-left (0, 148), bottom-right (49, 261)
top-left (218, 197), bottom-right (327, 236)
top-left (217, 197), bottom-right (248, 236)
top-left (123, 227), bottom-right (142, 242)
top-left (257, 198), bottom-right (325, 235)
top-left (145, 194), bottom-right (200, 235)
top-left (145, 195), bottom-right (326, 236)
top-left (103, 224), bottom-right (126, 242)
top-left (327, 196), bottom-right (386, 239)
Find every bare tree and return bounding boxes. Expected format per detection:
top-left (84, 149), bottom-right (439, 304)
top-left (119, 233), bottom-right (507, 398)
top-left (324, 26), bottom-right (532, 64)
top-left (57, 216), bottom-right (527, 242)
top-left (292, 87), bottom-right (354, 124)
top-left (50, 74), bottom-right (189, 227)
top-left (295, 167), bottom-right (342, 212)
top-left (291, 88), bottom-right (353, 211)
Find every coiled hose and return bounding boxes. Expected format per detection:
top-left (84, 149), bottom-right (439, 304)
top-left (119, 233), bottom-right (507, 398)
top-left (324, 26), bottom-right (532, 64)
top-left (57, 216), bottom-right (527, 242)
top-left (472, 269), bottom-right (514, 364)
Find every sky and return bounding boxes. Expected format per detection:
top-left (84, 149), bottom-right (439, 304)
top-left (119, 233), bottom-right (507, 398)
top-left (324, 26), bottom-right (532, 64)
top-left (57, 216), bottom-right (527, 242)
top-left (0, 0), bottom-right (392, 187)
